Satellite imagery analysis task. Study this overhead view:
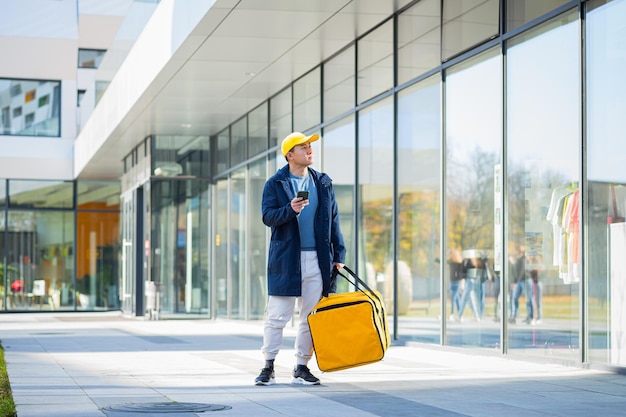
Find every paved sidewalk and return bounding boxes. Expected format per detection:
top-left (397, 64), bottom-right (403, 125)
top-left (1, 312), bottom-right (626, 417)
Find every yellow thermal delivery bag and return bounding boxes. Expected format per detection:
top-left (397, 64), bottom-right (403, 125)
top-left (308, 266), bottom-right (391, 372)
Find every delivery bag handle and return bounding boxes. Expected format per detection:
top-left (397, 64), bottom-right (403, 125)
top-left (332, 266), bottom-right (383, 304)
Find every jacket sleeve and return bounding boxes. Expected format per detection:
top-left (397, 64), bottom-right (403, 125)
top-left (329, 186), bottom-right (346, 264)
top-left (262, 179), bottom-right (297, 228)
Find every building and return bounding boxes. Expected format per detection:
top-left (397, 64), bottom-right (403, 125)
top-left (1, 0), bottom-right (626, 372)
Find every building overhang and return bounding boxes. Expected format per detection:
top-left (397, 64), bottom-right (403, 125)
top-left (74, 0), bottom-right (410, 180)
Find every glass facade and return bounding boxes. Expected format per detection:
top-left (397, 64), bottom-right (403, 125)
top-left (506, 10), bottom-right (580, 359)
top-left (0, 180), bottom-right (120, 311)
top-left (445, 48), bottom-right (502, 346)
top-left (7, 0), bottom-right (626, 372)
top-left (358, 97), bottom-right (396, 314)
top-left (397, 75), bottom-right (441, 343)
top-left (586, 0), bottom-right (626, 366)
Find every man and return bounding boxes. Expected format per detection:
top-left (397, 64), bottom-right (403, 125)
top-left (255, 131), bottom-right (346, 386)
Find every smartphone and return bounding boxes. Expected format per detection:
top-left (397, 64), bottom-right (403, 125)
top-left (297, 190), bottom-right (309, 200)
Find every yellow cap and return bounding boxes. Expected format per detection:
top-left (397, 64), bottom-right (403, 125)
top-left (281, 132), bottom-right (319, 157)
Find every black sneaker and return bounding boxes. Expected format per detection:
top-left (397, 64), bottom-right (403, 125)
top-left (254, 367), bottom-right (275, 386)
top-left (291, 365), bottom-right (320, 385)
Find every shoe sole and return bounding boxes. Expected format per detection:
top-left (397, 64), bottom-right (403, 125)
top-left (255, 378), bottom-right (275, 386)
top-left (291, 377), bottom-right (320, 385)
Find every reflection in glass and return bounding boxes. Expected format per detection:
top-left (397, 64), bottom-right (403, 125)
top-left (153, 135), bottom-right (209, 178)
top-left (248, 103), bottom-right (268, 158)
top-left (506, 11), bottom-right (579, 360)
top-left (445, 48), bottom-right (501, 347)
top-left (269, 87), bottom-right (292, 148)
top-left (4, 211), bottom-right (74, 311)
top-left (77, 181), bottom-right (121, 209)
top-left (215, 180), bottom-right (228, 316)
top-left (397, 75), bottom-right (441, 343)
top-left (216, 129), bottom-right (230, 175)
top-left (323, 116), bottom-right (356, 289)
top-left (442, 0), bottom-right (499, 60)
top-left (0, 79), bottom-right (61, 137)
top-left (248, 159), bottom-right (267, 319)
top-left (357, 19), bottom-right (393, 104)
top-left (586, 0), bottom-right (626, 366)
top-left (150, 181), bottom-right (177, 313)
top-left (230, 169), bottom-right (246, 318)
top-left (506, 0), bottom-right (571, 31)
top-left (9, 180), bottom-right (73, 209)
top-left (151, 179), bottom-right (209, 314)
top-left (231, 117), bottom-right (247, 167)
top-left (78, 49), bottom-right (106, 69)
top-left (293, 69), bottom-right (321, 132)
top-left (397, 0), bottom-right (441, 85)
top-left (323, 46), bottom-right (355, 121)
top-left (358, 97), bottom-right (396, 315)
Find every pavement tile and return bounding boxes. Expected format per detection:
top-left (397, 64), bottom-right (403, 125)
top-left (1, 312), bottom-right (625, 417)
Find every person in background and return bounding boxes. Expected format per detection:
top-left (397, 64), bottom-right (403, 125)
top-left (254, 131), bottom-right (346, 386)
top-left (509, 245), bottom-right (531, 324)
top-left (530, 269), bottom-right (543, 325)
top-left (447, 247), bottom-right (464, 321)
top-left (458, 253), bottom-right (482, 322)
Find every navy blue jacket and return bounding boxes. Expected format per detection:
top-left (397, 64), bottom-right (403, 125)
top-left (262, 165), bottom-right (346, 297)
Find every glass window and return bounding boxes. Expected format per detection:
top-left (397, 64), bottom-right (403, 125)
top-left (269, 87), bottom-right (292, 149)
top-left (8, 180), bottom-right (74, 209)
top-left (445, 48), bottom-right (502, 347)
top-left (152, 135), bottom-right (208, 177)
top-left (78, 49), bottom-right (106, 69)
top-left (397, 0), bottom-right (441, 85)
top-left (230, 169), bottom-right (246, 318)
top-left (179, 136), bottom-right (210, 178)
top-left (95, 80), bottom-right (109, 105)
top-left (150, 179), bottom-right (209, 315)
top-left (215, 179), bottom-right (228, 317)
top-left (248, 159), bottom-right (267, 319)
top-left (323, 46), bottom-right (355, 121)
top-left (358, 19), bottom-right (394, 104)
top-left (150, 180), bottom-right (176, 313)
top-left (323, 116), bottom-right (356, 282)
top-left (76, 211), bottom-right (120, 310)
top-left (506, 10), bottom-right (580, 361)
top-left (0, 180), bottom-right (6, 206)
top-left (442, 0), bottom-right (499, 60)
top-left (506, 0), bottom-right (571, 31)
top-left (77, 89), bottom-right (86, 107)
top-left (0, 78), bottom-right (60, 137)
top-left (397, 74), bottom-right (442, 343)
top-left (358, 97), bottom-right (397, 315)
top-left (77, 181), bottom-right (121, 210)
top-left (586, 0), bottom-right (626, 366)
top-left (248, 103), bottom-right (268, 158)
top-left (4, 211), bottom-right (74, 311)
top-left (216, 129), bottom-right (230, 174)
top-left (231, 117), bottom-right (247, 167)
top-left (293, 68), bottom-right (321, 132)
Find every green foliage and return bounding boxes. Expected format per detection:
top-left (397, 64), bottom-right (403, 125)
top-left (0, 343), bottom-right (17, 417)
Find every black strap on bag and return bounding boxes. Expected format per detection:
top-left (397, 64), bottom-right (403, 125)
top-left (332, 266), bottom-right (383, 307)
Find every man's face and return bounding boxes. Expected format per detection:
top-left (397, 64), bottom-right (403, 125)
top-left (288, 142), bottom-right (314, 166)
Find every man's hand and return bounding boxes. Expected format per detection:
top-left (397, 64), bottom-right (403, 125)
top-left (291, 196), bottom-right (309, 214)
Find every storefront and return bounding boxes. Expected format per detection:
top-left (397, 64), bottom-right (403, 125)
top-left (116, 0), bottom-right (626, 371)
